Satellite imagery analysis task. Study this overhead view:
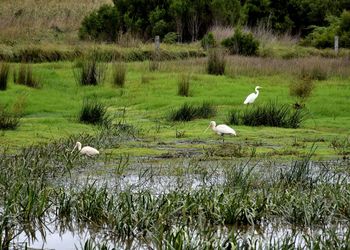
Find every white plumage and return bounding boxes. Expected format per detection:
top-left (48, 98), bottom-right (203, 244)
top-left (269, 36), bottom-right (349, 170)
top-left (205, 121), bottom-right (236, 143)
top-left (71, 141), bottom-right (99, 156)
top-left (244, 86), bottom-right (262, 104)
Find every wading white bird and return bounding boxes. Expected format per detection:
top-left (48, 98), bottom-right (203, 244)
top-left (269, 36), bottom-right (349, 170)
top-left (71, 141), bottom-right (99, 156)
top-left (205, 121), bottom-right (237, 143)
top-left (244, 86), bottom-right (262, 104)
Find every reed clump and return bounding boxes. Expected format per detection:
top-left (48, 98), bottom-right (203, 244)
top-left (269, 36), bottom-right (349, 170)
top-left (169, 102), bottom-right (216, 122)
top-left (228, 101), bottom-right (305, 128)
top-left (112, 62), bottom-right (126, 88)
top-left (79, 97), bottom-right (108, 125)
top-left (0, 62), bottom-right (10, 90)
top-left (13, 63), bottom-right (41, 88)
top-left (207, 49), bottom-right (226, 75)
top-left (177, 74), bottom-right (190, 97)
top-left (74, 55), bottom-right (106, 86)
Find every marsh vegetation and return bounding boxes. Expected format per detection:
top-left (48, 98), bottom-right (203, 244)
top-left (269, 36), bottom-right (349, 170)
top-left (1, 1), bottom-right (350, 249)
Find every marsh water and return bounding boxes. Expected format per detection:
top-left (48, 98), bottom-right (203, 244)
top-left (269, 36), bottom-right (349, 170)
top-left (8, 157), bottom-right (350, 249)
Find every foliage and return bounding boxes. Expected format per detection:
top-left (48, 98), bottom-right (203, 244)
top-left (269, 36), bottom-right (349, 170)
top-left (163, 32), bottom-right (178, 44)
top-left (0, 63), bottom-right (10, 91)
top-left (79, 97), bottom-right (108, 125)
top-left (79, 4), bottom-right (120, 42)
top-left (201, 32), bottom-right (216, 49)
top-left (169, 102), bottom-right (216, 121)
top-left (207, 49), bottom-right (226, 75)
top-left (222, 29), bottom-right (259, 56)
top-left (302, 11), bottom-right (350, 49)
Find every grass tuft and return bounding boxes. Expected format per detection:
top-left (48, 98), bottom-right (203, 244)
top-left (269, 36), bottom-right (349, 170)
top-left (169, 102), bottom-right (216, 122)
top-left (14, 63), bottom-right (40, 88)
top-left (0, 96), bottom-right (26, 130)
top-left (79, 97), bottom-right (108, 125)
top-left (207, 49), bottom-right (226, 75)
top-left (112, 62), bottom-right (126, 88)
top-left (177, 74), bottom-right (190, 97)
top-left (74, 56), bottom-right (105, 86)
top-left (228, 101), bottom-right (305, 128)
top-left (0, 63), bottom-right (10, 90)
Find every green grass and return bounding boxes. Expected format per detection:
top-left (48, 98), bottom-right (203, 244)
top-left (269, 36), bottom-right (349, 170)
top-left (0, 58), bottom-right (349, 158)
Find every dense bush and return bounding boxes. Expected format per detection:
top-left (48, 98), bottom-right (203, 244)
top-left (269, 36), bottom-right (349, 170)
top-left (302, 11), bottom-right (350, 49)
top-left (79, 5), bottom-right (120, 42)
top-left (207, 49), bottom-right (226, 75)
top-left (222, 29), bottom-right (259, 56)
top-left (201, 32), bottom-right (216, 49)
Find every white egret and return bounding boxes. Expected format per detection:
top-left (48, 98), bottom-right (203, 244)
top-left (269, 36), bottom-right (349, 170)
top-left (244, 86), bottom-right (262, 104)
top-left (71, 141), bottom-right (99, 156)
top-left (205, 121), bottom-right (236, 143)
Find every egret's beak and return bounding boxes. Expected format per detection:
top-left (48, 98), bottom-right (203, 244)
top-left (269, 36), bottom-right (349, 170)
top-left (204, 125), bottom-right (210, 133)
top-left (71, 144), bottom-right (77, 154)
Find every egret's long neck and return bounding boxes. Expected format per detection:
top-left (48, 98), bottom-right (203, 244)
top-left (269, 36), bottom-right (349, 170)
top-left (255, 88), bottom-right (259, 96)
top-left (77, 143), bottom-right (82, 151)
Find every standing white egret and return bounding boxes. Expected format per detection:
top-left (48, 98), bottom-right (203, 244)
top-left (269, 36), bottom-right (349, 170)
top-left (71, 141), bottom-right (99, 156)
top-left (244, 86), bottom-right (262, 104)
top-left (204, 121), bottom-right (237, 143)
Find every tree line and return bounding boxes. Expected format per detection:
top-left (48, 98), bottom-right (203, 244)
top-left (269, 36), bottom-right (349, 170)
top-left (79, 0), bottom-right (350, 44)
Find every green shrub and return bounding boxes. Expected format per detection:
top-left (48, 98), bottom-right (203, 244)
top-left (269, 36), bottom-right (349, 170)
top-left (201, 32), bottom-right (216, 50)
top-left (112, 63), bottom-right (126, 88)
top-left (14, 64), bottom-right (40, 88)
top-left (207, 49), bottom-right (226, 75)
top-left (169, 102), bottom-right (216, 122)
top-left (177, 74), bottom-right (190, 97)
top-left (221, 29), bottom-right (259, 56)
top-left (79, 97), bottom-right (108, 125)
top-left (290, 76), bottom-right (315, 100)
top-left (0, 63), bottom-right (10, 91)
top-left (79, 4), bottom-right (120, 42)
top-left (163, 32), bottom-right (178, 44)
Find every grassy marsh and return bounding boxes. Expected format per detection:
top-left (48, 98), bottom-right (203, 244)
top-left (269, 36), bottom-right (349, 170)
top-left (0, 56), bottom-right (349, 159)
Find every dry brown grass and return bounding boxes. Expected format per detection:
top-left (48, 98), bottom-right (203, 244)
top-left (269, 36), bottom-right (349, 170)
top-left (158, 56), bottom-right (350, 78)
top-left (0, 0), bottom-right (113, 43)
